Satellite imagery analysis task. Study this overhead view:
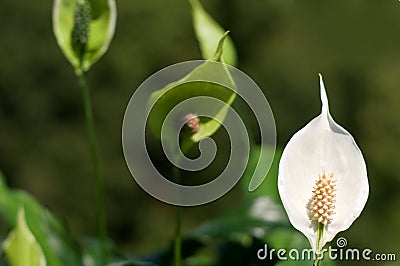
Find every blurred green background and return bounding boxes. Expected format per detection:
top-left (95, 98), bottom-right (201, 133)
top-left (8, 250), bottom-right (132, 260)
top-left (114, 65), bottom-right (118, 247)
top-left (0, 0), bottom-right (399, 265)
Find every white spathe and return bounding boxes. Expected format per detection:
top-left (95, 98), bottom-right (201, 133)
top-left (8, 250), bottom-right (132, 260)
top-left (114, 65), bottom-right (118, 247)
top-left (278, 74), bottom-right (369, 251)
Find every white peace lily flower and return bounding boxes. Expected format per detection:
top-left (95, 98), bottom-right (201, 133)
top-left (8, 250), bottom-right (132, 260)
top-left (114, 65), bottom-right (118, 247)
top-left (278, 74), bottom-right (369, 253)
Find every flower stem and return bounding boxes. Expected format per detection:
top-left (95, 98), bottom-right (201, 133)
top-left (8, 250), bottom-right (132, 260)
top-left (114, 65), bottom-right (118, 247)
top-left (313, 222), bottom-right (325, 266)
top-left (174, 205), bottom-right (182, 266)
top-left (313, 258), bottom-right (321, 266)
top-left (172, 165), bottom-right (182, 266)
top-left (78, 72), bottom-right (108, 262)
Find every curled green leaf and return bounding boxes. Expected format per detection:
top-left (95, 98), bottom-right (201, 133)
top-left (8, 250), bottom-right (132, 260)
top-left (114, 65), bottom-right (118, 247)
top-left (189, 0), bottom-right (237, 66)
top-left (147, 34), bottom-right (236, 153)
top-left (53, 0), bottom-right (117, 74)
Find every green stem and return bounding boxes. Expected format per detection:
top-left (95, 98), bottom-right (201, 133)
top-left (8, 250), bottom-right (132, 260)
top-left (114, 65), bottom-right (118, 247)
top-left (314, 255), bottom-right (322, 266)
top-left (174, 205), bottom-right (182, 266)
top-left (172, 165), bottom-right (182, 266)
top-left (313, 222), bottom-right (325, 266)
top-left (78, 72), bottom-right (108, 262)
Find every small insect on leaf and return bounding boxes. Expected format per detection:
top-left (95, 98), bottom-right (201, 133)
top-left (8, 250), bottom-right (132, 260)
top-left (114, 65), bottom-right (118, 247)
top-left (183, 113), bottom-right (200, 133)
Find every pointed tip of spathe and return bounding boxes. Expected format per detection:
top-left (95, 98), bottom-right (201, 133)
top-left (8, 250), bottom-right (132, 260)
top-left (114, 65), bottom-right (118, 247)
top-left (318, 73), bottom-right (329, 114)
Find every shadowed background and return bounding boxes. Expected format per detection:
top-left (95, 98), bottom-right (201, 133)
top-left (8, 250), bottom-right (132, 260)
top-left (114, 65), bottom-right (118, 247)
top-left (0, 0), bottom-right (399, 265)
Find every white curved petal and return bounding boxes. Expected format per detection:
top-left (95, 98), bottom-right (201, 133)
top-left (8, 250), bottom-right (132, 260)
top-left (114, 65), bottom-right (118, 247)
top-left (278, 75), bottom-right (369, 251)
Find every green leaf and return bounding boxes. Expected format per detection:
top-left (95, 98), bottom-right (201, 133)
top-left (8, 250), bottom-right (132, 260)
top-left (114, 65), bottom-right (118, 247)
top-left (267, 228), bottom-right (310, 252)
top-left (53, 0), bottom-right (117, 74)
top-left (189, 0), bottom-right (237, 66)
top-left (241, 147), bottom-right (282, 202)
top-left (3, 208), bottom-right (46, 266)
top-left (189, 196), bottom-right (290, 241)
top-left (107, 261), bottom-right (158, 266)
top-left (0, 172), bottom-right (82, 266)
top-left (147, 37), bottom-right (236, 153)
top-left (81, 237), bottom-right (119, 266)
